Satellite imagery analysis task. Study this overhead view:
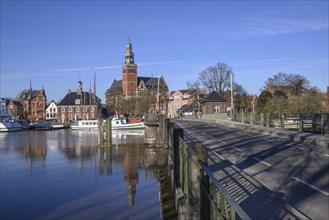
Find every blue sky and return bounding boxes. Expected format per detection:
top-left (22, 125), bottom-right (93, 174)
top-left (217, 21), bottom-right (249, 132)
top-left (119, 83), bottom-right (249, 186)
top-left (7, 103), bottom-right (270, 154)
top-left (1, 1), bottom-right (328, 103)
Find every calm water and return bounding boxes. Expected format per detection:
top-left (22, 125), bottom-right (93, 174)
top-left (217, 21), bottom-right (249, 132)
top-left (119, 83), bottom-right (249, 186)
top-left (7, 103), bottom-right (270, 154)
top-left (0, 129), bottom-right (176, 220)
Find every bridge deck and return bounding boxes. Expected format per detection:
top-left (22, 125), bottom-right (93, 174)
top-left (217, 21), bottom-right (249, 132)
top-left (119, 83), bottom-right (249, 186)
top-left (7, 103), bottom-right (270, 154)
top-left (181, 121), bottom-right (317, 220)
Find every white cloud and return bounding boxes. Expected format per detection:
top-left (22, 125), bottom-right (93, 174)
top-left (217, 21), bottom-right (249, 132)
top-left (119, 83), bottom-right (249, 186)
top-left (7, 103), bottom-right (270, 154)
top-left (231, 16), bottom-right (328, 38)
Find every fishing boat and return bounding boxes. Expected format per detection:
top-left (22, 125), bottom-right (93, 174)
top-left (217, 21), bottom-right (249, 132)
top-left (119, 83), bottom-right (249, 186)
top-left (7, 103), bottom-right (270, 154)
top-left (0, 113), bottom-right (23, 132)
top-left (71, 116), bottom-right (144, 130)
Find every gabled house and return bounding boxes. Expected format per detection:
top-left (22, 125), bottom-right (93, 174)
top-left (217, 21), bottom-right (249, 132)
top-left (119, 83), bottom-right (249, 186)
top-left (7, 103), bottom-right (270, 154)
top-left (57, 80), bottom-right (101, 123)
top-left (46, 100), bottom-right (58, 121)
top-left (167, 89), bottom-right (205, 118)
top-left (200, 91), bottom-right (227, 114)
top-left (7, 99), bottom-right (23, 119)
top-left (0, 98), bottom-right (23, 118)
top-left (22, 87), bottom-right (47, 122)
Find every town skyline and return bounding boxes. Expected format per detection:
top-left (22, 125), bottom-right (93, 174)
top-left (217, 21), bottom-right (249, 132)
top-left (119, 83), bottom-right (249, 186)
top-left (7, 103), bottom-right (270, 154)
top-left (1, 1), bottom-right (328, 103)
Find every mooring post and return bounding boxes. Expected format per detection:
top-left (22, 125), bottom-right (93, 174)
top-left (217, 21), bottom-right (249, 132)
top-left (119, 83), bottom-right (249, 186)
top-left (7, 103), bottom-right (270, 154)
top-left (98, 118), bottom-right (104, 146)
top-left (164, 118), bottom-right (170, 146)
top-left (106, 118), bottom-right (112, 144)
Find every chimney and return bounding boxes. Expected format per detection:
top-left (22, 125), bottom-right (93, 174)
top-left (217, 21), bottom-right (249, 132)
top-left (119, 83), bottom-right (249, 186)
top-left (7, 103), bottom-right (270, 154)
top-left (68, 89), bottom-right (71, 94)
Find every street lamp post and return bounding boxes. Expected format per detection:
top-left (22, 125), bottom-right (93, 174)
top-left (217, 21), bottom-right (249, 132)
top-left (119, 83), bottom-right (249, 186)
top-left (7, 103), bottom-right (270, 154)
top-left (230, 72), bottom-right (234, 117)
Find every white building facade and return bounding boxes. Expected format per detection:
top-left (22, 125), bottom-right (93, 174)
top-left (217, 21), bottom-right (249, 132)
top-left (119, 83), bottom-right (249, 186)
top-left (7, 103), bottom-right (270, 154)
top-left (46, 100), bottom-right (58, 121)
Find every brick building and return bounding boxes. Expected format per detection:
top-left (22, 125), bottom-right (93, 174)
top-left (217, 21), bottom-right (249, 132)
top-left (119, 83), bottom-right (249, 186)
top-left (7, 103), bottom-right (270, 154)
top-left (57, 80), bottom-right (101, 123)
top-left (22, 87), bottom-right (47, 122)
top-left (167, 89), bottom-right (205, 118)
top-left (200, 91), bottom-right (227, 114)
top-left (6, 99), bottom-right (23, 119)
top-left (0, 98), bottom-right (23, 119)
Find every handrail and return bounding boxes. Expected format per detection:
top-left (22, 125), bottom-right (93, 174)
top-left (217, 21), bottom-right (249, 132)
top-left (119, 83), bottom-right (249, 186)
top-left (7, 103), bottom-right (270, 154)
top-left (199, 160), bottom-right (251, 220)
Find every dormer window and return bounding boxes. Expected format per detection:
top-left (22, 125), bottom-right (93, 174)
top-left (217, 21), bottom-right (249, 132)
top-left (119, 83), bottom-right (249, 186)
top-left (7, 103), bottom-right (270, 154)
top-left (75, 99), bottom-right (81, 105)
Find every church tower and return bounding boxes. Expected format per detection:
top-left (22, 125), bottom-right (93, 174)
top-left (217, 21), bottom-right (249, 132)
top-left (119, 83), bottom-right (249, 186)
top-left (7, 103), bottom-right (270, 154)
top-left (122, 34), bottom-right (138, 99)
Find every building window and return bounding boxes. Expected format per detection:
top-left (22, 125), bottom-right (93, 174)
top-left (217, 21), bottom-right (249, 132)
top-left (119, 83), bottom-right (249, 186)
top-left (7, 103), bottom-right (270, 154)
top-left (68, 106), bottom-right (72, 112)
top-left (130, 91), bottom-right (134, 96)
top-left (83, 106), bottom-right (86, 112)
top-left (90, 106), bottom-right (94, 112)
top-left (69, 113), bottom-right (72, 120)
top-left (75, 99), bottom-right (80, 105)
top-left (61, 107), bottom-right (65, 112)
top-left (213, 105), bottom-right (220, 113)
top-left (75, 106), bottom-right (80, 112)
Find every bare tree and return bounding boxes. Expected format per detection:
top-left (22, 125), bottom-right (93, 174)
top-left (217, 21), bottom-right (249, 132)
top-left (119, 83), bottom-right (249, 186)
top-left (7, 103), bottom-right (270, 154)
top-left (186, 80), bottom-right (200, 90)
top-left (265, 72), bottom-right (290, 88)
top-left (265, 72), bottom-right (310, 96)
top-left (198, 62), bottom-right (233, 95)
top-left (15, 89), bottom-right (28, 103)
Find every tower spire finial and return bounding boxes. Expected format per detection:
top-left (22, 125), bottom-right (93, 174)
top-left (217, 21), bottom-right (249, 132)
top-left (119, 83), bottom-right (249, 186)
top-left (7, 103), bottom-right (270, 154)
top-left (128, 30), bottom-right (130, 43)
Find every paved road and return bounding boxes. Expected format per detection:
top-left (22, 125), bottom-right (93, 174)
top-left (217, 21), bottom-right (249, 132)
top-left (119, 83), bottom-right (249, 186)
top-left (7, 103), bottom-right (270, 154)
top-left (175, 119), bottom-right (329, 220)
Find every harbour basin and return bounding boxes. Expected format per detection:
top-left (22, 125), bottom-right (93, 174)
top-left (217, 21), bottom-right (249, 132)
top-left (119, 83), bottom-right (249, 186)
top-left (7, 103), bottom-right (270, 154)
top-left (0, 129), bottom-right (177, 220)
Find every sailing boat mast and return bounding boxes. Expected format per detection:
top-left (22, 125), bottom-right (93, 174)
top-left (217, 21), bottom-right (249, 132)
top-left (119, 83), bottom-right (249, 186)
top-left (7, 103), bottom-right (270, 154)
top-left (93, 68), bottom-right (97, 119)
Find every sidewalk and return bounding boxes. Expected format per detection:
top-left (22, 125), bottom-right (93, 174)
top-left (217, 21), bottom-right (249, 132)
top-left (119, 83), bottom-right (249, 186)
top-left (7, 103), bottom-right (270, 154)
top-left (214, 119), bottom-right (329, 148)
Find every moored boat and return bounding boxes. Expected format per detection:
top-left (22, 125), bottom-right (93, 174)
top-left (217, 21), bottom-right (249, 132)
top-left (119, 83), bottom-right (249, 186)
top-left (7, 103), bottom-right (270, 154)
top-left (0, 113), bottom-right (22, 132)
top-left (71, 116), bottom-right (144, 130)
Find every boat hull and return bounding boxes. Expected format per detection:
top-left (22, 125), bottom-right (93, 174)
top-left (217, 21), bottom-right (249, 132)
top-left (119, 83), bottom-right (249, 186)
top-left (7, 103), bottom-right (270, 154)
top-left (0, 122), bottom-right (22, 132)
top-left (71, 119), bottom-right (144, 130)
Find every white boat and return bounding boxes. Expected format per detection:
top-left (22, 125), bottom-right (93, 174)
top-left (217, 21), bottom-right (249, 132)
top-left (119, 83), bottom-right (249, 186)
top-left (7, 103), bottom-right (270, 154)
top-left (71, 116), bottom-right (144, 130)
top-left (71, 120), bottom-right (98, 130)
top-left (0, 113), bottom-right (23, 132)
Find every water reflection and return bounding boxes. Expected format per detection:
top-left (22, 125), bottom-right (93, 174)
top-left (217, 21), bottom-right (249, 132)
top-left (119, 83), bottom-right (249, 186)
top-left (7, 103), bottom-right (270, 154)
top-left (0, 129), bottom-right (176, 220)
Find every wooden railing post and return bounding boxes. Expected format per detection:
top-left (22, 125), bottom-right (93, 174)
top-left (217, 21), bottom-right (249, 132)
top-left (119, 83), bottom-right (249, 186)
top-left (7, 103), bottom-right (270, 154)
top-left (187, 143), bottom-right (207, 219)
top-left (173, 127), bottom-right (183, 187)
top-left (260, 113), bottom-right (264, 126)
top-left (200, 169), bottom-right (210, 220)
top-left (266, 113), bottom-right (270, 127)
top-left (280, 113), bottom-right (285, 129)
top-left (299, 113), bottom-right (304, 132)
